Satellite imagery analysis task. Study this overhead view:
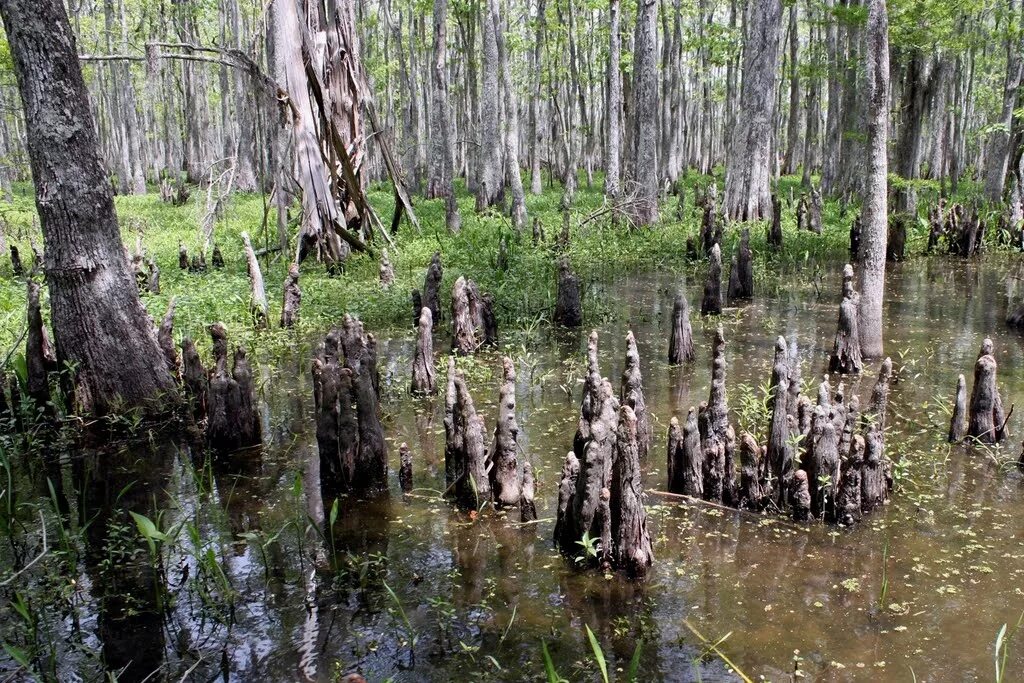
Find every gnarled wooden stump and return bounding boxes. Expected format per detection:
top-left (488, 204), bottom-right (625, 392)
top-left (520, 461), bottom-right (538, 523)
top-left (726, 228), bottom-right (754, 302)
top-left (668, 290), bottom-right (695, 364)
top-left (311, 332), bottom-right (359, 494)
top-left (423, 251), bottom-right (444, 323)
top-left (211, 244), bottom-right (224, 269)
top-left (157, 297), bottom-right (179, 379)
top-left (410, 307), bottom-right (437, 395)
top-left (280, 263), bottom-right (301, 329)
top-left (478, 293), bottom-right (498, 347)
top-left (489, 357), bottom-right (521, 507)
top-left (700, 243), bottom-right (723, 316)
top-left (399, 443), bottom-right (413, 492)
top-left (554, 451), bottom-right (581, 549)
top-left (451, 369), bottom-right (490, 509)
top-left (767, 193), bottom-right (783, 250)
top-left (829, 264), bottom-right (862, 374)
top-left (808, 186), bottom-right (823, 234)
top-left (181, 338), bottom-right (207, 420)
top-left (766, 337), bottom-right (791, 506)
top-left (619, 331), bottom-right (651, 459)
top-left (949, 374), bottom-right (967, 442)
top-left (860, 422), bottom-right (887, 513)
top-left (791, 469), bottom-right (811, 522)
top-left (837, 434), bottom-right (864, 525)
top-left (206, 323), bottom-right (261, 452)
top-left (451, 276), bottom-right (477, 355)
top-left (611, 405), bottom-right (654, 576)
top-left (178, 242), bottom-right (189, 270)
top-left (866, 357), bottom-right (893, 436)
top-left (738, 432), bottom-right (765, 510)
top-left (968, 340), bottom-right (1006, 443)
top-left (678, 407), bottom-right (704, 497)
top-left (339, 316), bottom-right (388, 491)
top-left (887, 214), bottom-right (908, 262)
top-left (554, 257), bottom-right (583, 327)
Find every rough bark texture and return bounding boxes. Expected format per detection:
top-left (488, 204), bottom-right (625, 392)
top-left (867, 357), bottom-right (893, 435)
top-left (767, 193), bottom-right (783, 250)
top-left (605, 0), bottom-right (622, 199)
top-left (619, 331), bottom-right (651, 459)
top-left (791, 469), bottom-right (811, 522)
top-left (829, 264), bottom-right (863, 374)
top-left (411, 306), bottom-right (437, 395)
top-left (399, 442), bottom-right (413, 493)
top-left (476, 0), bottom-right (503, 209)
top-left (423, 251), bottom-right (444, 323)
top-left (837, 434), bottom-right (864, 525)
top-left (857, 0), bottom-right (891, 359)
top-left (25, 280), bottom-right (50, 406)
top-left (701, 243), bottom-right (723, 316)
top-left (489, 356), bottom-right (521, 507)
top-left (726, 228), bottom-right (754, 302)
top-left (738, 432), bottom-right (764, 510)
top-left (1, 0), bottom-right (176, 415)
top-left (279, 263), bottom-right (301, 329)
top-left (520, 461), bottom-right (538, 522)
top-left (339, 316), bottom-right (388, 492)
top-left (241, 231), bottom-right (268, 329)
top-left (679, 407), bottom-right (705, 497)
top-left (860, 422), bottom-right (887, 513)
top-left (766, 336), bottom-right (792, 507)
top-left (668, 290), bottom-right (695, 363)
top-left (181, 337), bottom-right (207, 420)
top-left (445, 365), bottom-right (490, 508)
top-left (722, 0), bottom-right (782, 220)
top-left (630, 0), bottom-right (659, 225)
top-left (451, 276), bottom-right (477, 355)
top-left (206, 323), bottom-right (260, 452)
top-left (948, 373), bottom-right (967, 443)
top-left (611, 405), bottom-right (654, 576)
top-left (443, 356), bottom-right (460, 489)
top-left (156, 297), bottom-right (179, 380)
top-left (968, 340), bottom-right (1005, 444)
top-left (554, 257), bottom-right (583, 327)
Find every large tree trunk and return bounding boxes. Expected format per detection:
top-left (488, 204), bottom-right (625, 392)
top-left (1, 0), bottom-right (176, 415)
top-left (782, 1), bottom-right (801, 175)
top-left (428, 0), bottom-right (462, 232)
top-left (723, 0), bottom-right (782, 220)
top-left (857, 0), bottom-right (890, 359)
top-left (821, 0), bottom-right (843, 194)
top-left (498, 10), bottom-right (527, 229)
top-left (983, 2), bottom-right (1023, 202)
top-left (529, 0), bottom-right (547, 195)
top-left (630, 0), bottom-right (659, 225)
top-left (476, 0), bottom-right (503, 209)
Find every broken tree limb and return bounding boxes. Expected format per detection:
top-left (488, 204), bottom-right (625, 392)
top-left (240, 232), bottom-right (268, 329)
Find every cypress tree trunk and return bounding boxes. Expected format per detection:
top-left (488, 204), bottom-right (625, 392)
top-left (723, 0), bottom-right (782, 220)
top-left (476, 0), bottom-right (503, 209)
top-left (983, 3), bottom-right (1023, 202)
top-left (605, 0), bottom-right (622, 199)
top-left (1, 0), bottom-right (176, 415)
top-left (857, 0), bottom-right (889, 359)
top-left (630, 0), bottom-right (659, 225)
top-left (782, 2), bottom-right (801, 175)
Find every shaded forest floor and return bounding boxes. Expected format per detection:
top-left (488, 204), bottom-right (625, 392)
top-left (0, 171), bottom-right (983, 358)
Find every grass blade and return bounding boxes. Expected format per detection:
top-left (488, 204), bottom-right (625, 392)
top-left (585, 624), bottom-right (609, 683)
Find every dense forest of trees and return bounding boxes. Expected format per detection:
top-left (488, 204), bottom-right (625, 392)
top-left (1, 0), bottom-right (1022, 216)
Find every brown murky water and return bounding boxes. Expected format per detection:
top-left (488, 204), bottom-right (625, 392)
top-left (6, 257), bottom-right (1024, 682)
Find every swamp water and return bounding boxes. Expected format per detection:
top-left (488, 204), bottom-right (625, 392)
top-left (5, 257), bottom-right (1024, 682)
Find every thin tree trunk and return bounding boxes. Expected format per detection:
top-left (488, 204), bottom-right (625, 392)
top-left (631, 0), bottom-right (659, 224)
top-left (984, 0), bottom-right (1023, 202)
top-left (783, 1), bottom-right (801, 175)
top-left (605, 0), bottom-right (622, 199)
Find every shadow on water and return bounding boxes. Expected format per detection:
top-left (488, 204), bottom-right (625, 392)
top-left (7, 257), bottom-right (1024, 680)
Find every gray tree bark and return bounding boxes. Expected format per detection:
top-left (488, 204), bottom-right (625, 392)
top-left (605, 0), bottom-right (622, 199)
top-left (857, 0), bottom-right (889, 359)
top-left (1, 0), bottom-right (177, 415)
top-left (723, 0), bottom-right (782, 220)
top-left (984, 1), bottom-right (1023, 202)
top-left (630, 0), bottom-right (659, 225)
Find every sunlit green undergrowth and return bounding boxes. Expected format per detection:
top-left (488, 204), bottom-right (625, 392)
top-left (0, 170), bottom-right (992, 360)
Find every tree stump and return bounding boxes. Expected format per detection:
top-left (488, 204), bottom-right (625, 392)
top-left (791, 469), bottom-right (811, 522)
top-left (178, 242), bottom-right (189, 270)
top-left (828, 264), bottom-right (862, 374)
top-left (860, 422), bottom-right (887, 513)
top-left (241, 232), bottom-right (268, 329)
top-left (668, 290), bottom-right (695, 364)
top-left (478, 293), bottom-right (498, 347)
top-left (836, 434), bottom-right (864, 525)
top-left (766, 336), bottom-right (792, 507)
top-left (554, 257), bottom-right (583, 327)
top-left (767, 193), bottom-right (783, 250)
top-left (808, 186), bottom-right (823, 234)
top-left (157, 297), bottom-right (179, 379)
top-left (411, 290), bottom-right (423, 328)
top-left (10, 245), bottom-right (22, 276)
top-left (211, 244), bottom-right (224, 268)
top-left (887, 214), bottom-right (908, 262)
top-left (701, 243), bottom-right (723, 316)
top-left (339, 316), bottom-right (388, 491)
top-left (311, 332), bottom-right (358, 494)
top-left (451, 369), bottom-right (490, 509)
top-left (815, 419), bottom-right (841, 522)
top-left (423, 251), bottom-right (444, 323)
top-left (443, 357), bottom-right (460, 489)
top-left (189, 250), bottom-right (207, 273)
top-left (379, 249), bottom-right (396, 288)
top-left (706, 325), bottom-right (730, 440)
top-left (181, 338), bottom-right (207, 420)
top-left (866, 357), bottom-right (893, 435)
top-left (489, 357), bottom-right (522, 507)
top-left (611, 405), bottom-right (654, 576)
top-left (280, 263), bottom-right (301, 329)
top-left (948, 374), bottom-right (967, 442)
top-left (399, 443), bottom-right (413, 492)
top-left (619, 331), bottom-right (651, 459)
top-left (701, 202), bottom-right (716, 255)
top-left (451, 276), bottom-right (477, 355)
top-left (410, 307), bottom-right (437, 395)
top-left (520, 461), bottom-right (538, 523)
top-left (554, 451), bottom-right (581, 550)
top-left (146, 259), bottom-right (160, 295)
top-left (787, 339), bottom-right (802, 416)
top-left (206, 323), bottom-right (261, 452)
top-left (838, 394), bottom-right (860, 461)
top-left (726, 228), bottom-right (754, 302)
top-left (738, 432), bottom-right (765, 511)
top-left (849, 215), bottom-right (862, 262)
top-left (677, 407), bottom-right (704, 497)
top-left (968, 340), bottom-right (1005, 443)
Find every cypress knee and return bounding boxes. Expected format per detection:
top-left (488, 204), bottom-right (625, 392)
top-left (701, 243), bottom-right (723, 315)
top-left (520, 461), bottom-right (538, 523)
top-left (489, 357), bottom-right (522, 507)
top-left (611, 405), bottom-right (654, 576)
top-left (829, 264), bottom-right (862, 374)
top-left (451, 276), bottom-right (477, 354)
top-left (619, 331), bottom-right (651, 459)
top-left (423, 251), bottom-right (444, 323)
top-left (411, 307), bottom-right (437, 395)
top-left (280, 263), bottom-right (301, 328)
top-left (554, 257), bottom-right (583, 327)
top-left (949, 374), bottom-right (967, 443)
top-left (668, 290), bottom-right (695, 364)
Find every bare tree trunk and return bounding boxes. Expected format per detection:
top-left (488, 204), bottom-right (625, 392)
top-left (821, 0), bottom-right (843, 193)
top-left (782, 1), bottom-right (801, 175)
top-left (605, 0), bottom-right (622, 199)
top-left (630, 0), bottom-right (659, 224)
top-left (984, 1), bottom-right (1023, 202)
top-left (498, 8), bottom-right (527, 229)
top-left (857, 0), bottom-right (889, 359)
top-left (2, 0), bottom-right (177, 415)
top-left (723, 0), bottom-right (782, 220)
top-left (529, 0), bottom-right (547, 195)
top-left (476, 0), bottom-right (503, 209)
top-left (429, 0), bottom-right (461, 232)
